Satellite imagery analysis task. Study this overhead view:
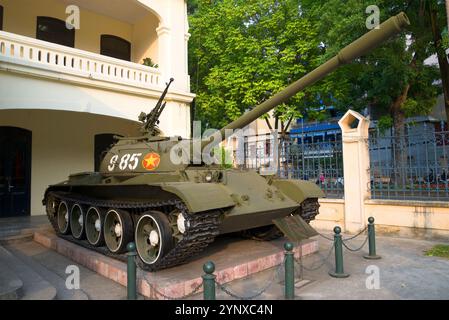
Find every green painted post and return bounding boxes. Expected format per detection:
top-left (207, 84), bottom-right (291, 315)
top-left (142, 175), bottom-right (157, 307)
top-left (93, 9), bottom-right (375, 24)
top-left (126, 242), bottom-right (137, 300)
top-left (329, 226), bottom-right (349, 278)
top-left (202, 261), bottom-right (216, 300)
top-left (364, 217), bottom-right (381, 260)
top-left (284, 242), bottom-right (295, 300)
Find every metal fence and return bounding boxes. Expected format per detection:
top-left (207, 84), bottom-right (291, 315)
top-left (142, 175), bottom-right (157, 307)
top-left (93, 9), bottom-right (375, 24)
top-left (242, 133), bottom-right (344, 198)
top-left (368, 126), bottom-right (449, 201)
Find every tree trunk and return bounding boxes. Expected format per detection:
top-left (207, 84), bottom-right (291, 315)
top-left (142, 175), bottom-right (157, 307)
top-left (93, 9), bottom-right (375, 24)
top-left (390, 85), bottom-right (410, 188)
top-left (446, 0), bottom-right (449, 34)
top-left (430, 7), bottom-right (449, 122)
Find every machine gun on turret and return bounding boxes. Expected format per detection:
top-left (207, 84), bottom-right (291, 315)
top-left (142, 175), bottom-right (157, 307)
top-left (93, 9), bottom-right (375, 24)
top-left (139, 78), bottom-right (174, 136)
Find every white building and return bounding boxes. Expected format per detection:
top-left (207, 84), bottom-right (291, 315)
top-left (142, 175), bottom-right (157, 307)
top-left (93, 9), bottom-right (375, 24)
top-left (0, 0), bottom-right (194, 217)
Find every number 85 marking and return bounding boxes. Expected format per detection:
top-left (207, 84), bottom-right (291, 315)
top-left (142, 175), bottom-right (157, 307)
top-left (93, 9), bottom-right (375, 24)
top-left (107, 153), bottom-right (142, 171)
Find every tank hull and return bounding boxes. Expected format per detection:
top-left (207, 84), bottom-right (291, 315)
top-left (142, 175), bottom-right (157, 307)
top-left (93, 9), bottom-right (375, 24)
top-left (43, 168), bottom-right (322, 270)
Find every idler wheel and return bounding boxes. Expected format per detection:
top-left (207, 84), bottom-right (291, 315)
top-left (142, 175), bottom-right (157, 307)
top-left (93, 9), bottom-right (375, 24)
top-left (104, 209), bottom-right (133, 253)
top-left (70, 203), bottom-right (85, 240)
top-left (57, 201), bottom-right (71, 235)
top-left (85, 207), bottom-right (105, 246)
top-left (135, 211), bottom-right (174, 265)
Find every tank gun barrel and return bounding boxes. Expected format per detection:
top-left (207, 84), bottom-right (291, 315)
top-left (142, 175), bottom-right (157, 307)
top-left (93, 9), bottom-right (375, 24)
top-left (216, 12), bottom-right (410, 141)
top-left (140, 78), bottom-right (174, 134)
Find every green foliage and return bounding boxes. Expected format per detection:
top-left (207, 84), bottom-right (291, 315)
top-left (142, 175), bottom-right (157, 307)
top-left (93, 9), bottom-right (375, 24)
top-left (306, 0), bottom-right (444, 125)
top-left (301, 0), bottom-right (443, 124)
top-left (425, 244), bottom-right (449, 259)
top-left (189, 0), bottom-right (323, 130)
top-left (142, 58), bottom-right (158, 68)
top-left (442, 27), bottom-right (449, 50)
top-left (188, 0), bottom-right (444, 132)
top-left (213, 146), bottom-right (233, 169)
top-left (376, 115), bottom-right (393, 134)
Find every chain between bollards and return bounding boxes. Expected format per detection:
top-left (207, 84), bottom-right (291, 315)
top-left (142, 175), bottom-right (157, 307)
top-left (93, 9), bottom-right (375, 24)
top-left (328, 226), bottom-right (349, 278)
top-left (284, 242), bottom-right (295, 300)
top-left (364, 217), bottom-right (381, 260)
top-left (202, 261), bottom-right (216, 300)
top-left (127, 242), bottom-right (137, 300)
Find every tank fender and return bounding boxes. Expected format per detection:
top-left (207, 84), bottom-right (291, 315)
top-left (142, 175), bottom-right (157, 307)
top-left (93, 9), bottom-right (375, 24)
top-left (272, 180), bottom-right (324, 203)
top-left (161, 182), bottom-right (235, 213)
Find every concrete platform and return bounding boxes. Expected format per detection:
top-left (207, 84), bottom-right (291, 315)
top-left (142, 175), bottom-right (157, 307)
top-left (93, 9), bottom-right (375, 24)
top-left (34, 228), bottom-right (318, 299)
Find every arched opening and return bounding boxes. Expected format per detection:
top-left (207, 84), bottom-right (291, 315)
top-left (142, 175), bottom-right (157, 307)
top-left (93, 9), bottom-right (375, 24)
top-left (0, 126), bottom-right (32, 217)
top-left (36, 16), bottom-right (75, 48)
top-left (94, 133), bottom-right (123, 171)
top-left (0, 5), bottom-right (4, 31)
top-left (100, 35), bottom-right (131, 62)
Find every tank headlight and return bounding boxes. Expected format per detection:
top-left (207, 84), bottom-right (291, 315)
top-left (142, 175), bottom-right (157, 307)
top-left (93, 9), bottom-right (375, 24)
top-left (205, 173), bottom-right (213, 182)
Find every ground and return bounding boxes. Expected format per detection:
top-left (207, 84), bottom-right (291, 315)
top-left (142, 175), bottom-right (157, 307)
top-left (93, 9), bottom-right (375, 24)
top-left (202, 233), bottom-right (449, 300)
top-left (1, 216), bottom-right (449, 300)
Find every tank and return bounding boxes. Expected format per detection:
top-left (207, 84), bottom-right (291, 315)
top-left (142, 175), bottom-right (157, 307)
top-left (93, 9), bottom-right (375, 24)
top-left (43, 13), bottom-right (410, 271)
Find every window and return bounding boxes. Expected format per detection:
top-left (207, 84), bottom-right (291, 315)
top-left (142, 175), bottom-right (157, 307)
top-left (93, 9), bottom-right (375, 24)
top-left (36, 17), bottom-right (75, 47)
top-left (0, 6), bottom-right (3, 30)
top-left (94, 134), bottom-right (121, 171)
top-left (100, 35), bottom-right (131, 61)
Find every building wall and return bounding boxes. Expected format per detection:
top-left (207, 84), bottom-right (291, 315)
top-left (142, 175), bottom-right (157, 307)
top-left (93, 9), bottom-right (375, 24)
top-left (0, 0), bottom-right (139, 59)
top-left (311, 199), bottom-right (345, 231)
top-left (0, 109), bottom-right (141, 215)
top-left (0, 70), bottom-right (192, 138)
top-left (314, 199), bottom-right (449, 239)
top-left (132, 13), bottom-right (159, 64)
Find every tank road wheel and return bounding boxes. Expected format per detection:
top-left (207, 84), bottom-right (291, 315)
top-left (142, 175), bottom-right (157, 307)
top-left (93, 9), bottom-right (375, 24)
top-left (104, 209), bottom-right (133, 253)
top-left (70, 204), bottom-right (85, 240)
top-left (241, 225), bottom-right (284, 241)
top-left (85, 207), bottom-right (105, 246)
top-left (57, 201), bottom-right (70, 235)
top-left (135, 211), bottom-right (174, 266)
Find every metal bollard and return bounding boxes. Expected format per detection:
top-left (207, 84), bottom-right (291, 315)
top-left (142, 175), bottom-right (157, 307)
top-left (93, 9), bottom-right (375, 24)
top-left (364, 217), bottom-right (381, 260)
top-left (284, 242), bottom-right (295, 300)
top-left (126, 242), bottom-right (137, 300)
top-left (202, 261), bottom-right (216, 300)
top-left (329, 226), bottom-right (349, 278)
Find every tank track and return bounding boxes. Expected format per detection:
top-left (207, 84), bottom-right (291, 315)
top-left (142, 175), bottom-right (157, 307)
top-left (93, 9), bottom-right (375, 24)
top-left (300, 198), bottom-right (321, 223)
top-left (45, 191), bottom-right (221, 271)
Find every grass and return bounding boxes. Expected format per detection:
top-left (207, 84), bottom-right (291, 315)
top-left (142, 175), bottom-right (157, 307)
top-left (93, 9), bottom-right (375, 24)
top-left (424, 244), bottom-right (449, 259)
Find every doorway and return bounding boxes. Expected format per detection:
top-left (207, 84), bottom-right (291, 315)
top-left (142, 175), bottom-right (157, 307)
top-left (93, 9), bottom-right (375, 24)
top-left (0, 127), bottom-right (32, 217)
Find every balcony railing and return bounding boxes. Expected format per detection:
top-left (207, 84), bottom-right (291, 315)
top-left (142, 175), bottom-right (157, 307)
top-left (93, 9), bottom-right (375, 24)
top-left (0, 31), bottom-right (161, 89)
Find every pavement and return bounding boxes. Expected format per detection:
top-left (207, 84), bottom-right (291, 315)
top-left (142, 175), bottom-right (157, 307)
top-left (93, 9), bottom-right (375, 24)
top-left (192, 232), bottom-right (449, 300)
top-left (1, 240), bottom-right (129, 300)
top-left (2, 215), bottom-right (449, 300)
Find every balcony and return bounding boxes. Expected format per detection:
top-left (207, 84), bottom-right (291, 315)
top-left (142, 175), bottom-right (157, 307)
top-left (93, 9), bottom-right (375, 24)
top-left (0, 30), bottom-right (161, 90)
top-left (0, 0), bottom-right (193, 139)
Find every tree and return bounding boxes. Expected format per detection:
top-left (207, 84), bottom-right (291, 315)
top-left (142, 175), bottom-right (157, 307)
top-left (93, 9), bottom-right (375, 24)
top-left (188, 0), bottom-right (324, 136)
top-left (301, 0), bottom-right (442, 185)
top-left (428, 0), bottom-right (449, 122)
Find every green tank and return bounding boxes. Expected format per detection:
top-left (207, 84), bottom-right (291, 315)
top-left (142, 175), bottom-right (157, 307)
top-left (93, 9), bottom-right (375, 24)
top-left (43, 13), bottom-right (410, 271)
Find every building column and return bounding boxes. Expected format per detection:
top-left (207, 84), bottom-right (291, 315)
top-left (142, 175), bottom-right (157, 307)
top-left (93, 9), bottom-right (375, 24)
top-left (184, 32), bottom-right (191, 91)
top-left (156, 24), bottom-right (172, 84)
top-left (338, 110), bottom-right (371, 233)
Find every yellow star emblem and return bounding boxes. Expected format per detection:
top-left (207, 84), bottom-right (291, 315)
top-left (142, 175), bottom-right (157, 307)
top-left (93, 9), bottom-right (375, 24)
top-left (142, 153), bottom-right (160, 170)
